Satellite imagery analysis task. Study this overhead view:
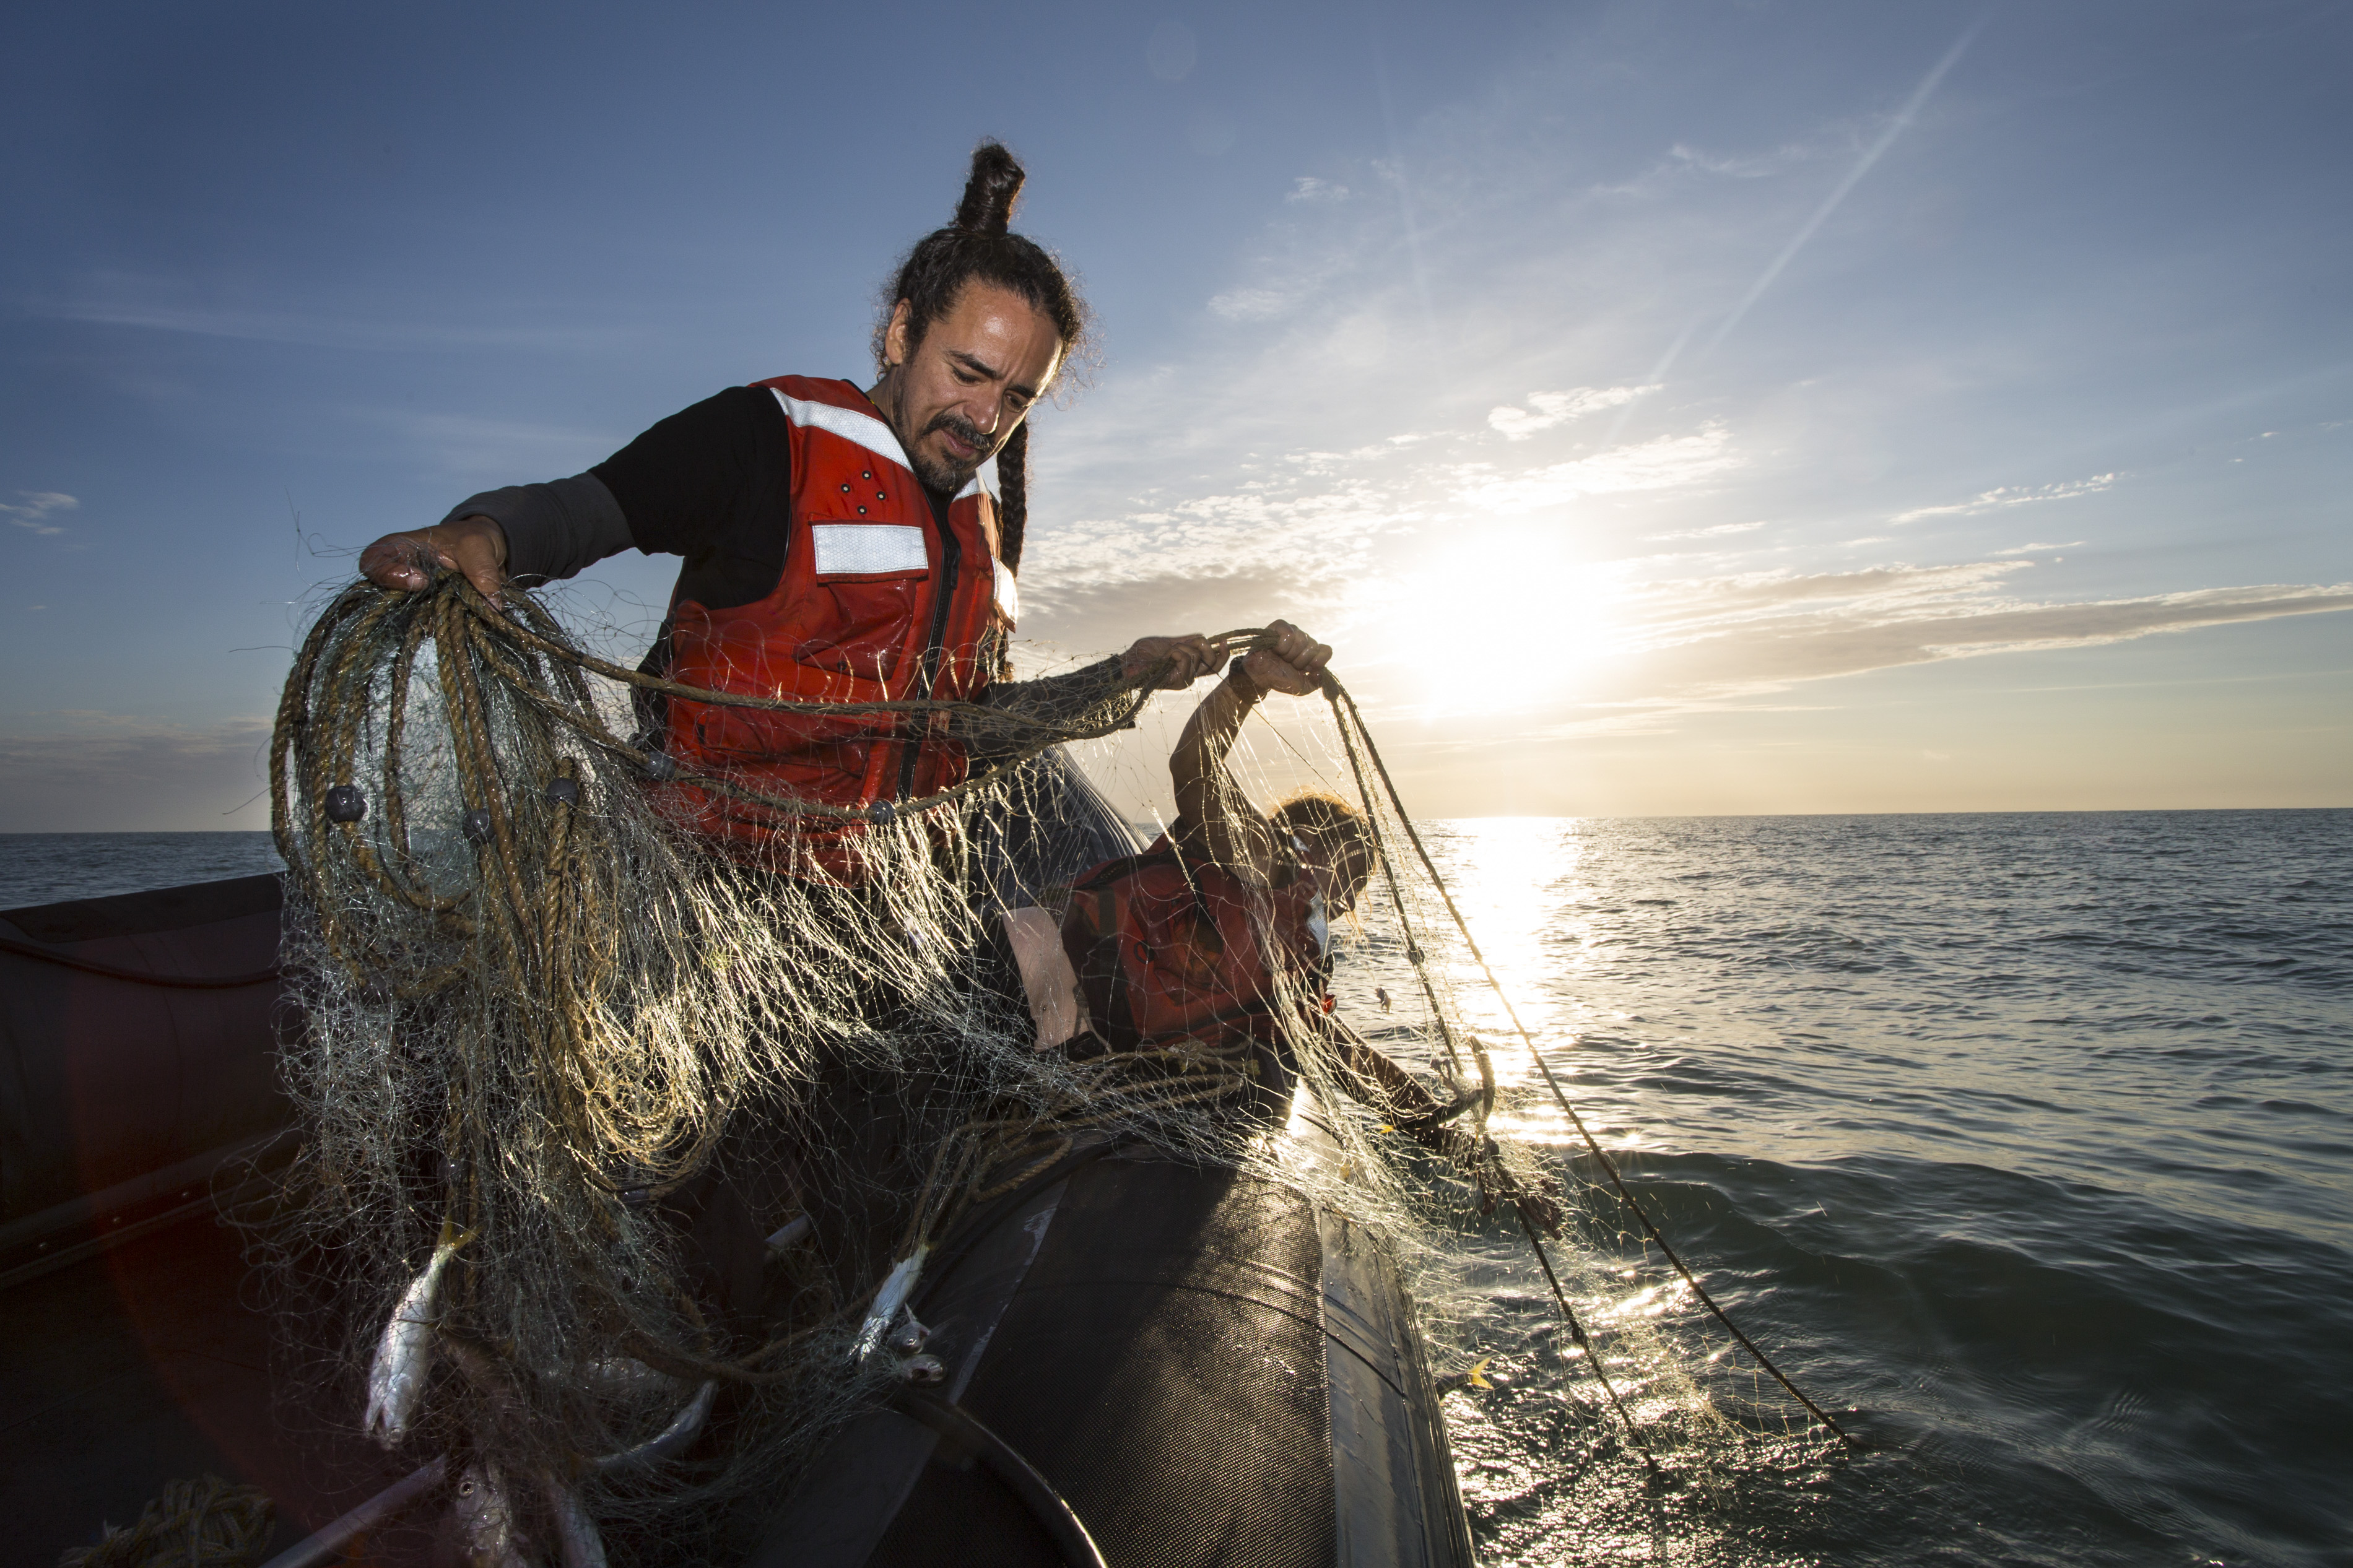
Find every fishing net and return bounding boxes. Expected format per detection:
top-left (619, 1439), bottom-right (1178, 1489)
top-left (262, 572), bottom-right (1843, 1563)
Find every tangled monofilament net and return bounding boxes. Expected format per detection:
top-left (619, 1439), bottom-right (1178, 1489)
top-left (265, 578), bottom-right (1432, 1548)
top-left (265, 573), bottom-right (1842, 1560)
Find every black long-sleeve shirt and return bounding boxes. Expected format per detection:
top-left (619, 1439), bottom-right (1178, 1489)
top-left (439, 386), bottom-right (1134, 753)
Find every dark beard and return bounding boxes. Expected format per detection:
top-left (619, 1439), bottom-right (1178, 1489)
top-left (905, 410), bottom-right (994, 495)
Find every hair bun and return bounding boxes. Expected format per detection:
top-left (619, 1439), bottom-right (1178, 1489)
top-left (954, 141), bottom-right (1026, 236)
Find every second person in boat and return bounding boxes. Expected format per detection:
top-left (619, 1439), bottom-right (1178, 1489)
top-left (995, 621), bottom-right (1565, 1231)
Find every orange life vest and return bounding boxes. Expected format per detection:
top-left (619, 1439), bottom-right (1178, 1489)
top-left (1058, 832), bottom-right (1326, 1055)
top-left (647, 376), bottom-right (1018, 878)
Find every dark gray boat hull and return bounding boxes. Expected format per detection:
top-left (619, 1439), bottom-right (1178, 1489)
top-left (754, 1149), bottom-right (1475, 1568)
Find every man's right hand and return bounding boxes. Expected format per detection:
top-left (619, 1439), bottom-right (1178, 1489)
top-left (357, 516), bottom-right (510, 604)
top-left (1121, 633), bottom-right (1229, 690)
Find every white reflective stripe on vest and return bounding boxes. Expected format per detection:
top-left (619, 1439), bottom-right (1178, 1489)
top-left (769, 389), bottom-right (913, 475)
top-left (993, 558), bottom-right (1020, 624)
top-left (810, 523), bottom-right (929, 577)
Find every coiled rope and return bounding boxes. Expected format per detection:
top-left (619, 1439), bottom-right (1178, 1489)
top-left (271, 574), bottom-right (1269, 995)
top-left (274, 575), bottom-right (1257, 846)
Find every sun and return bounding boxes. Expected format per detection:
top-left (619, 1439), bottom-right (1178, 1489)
top-left (1391, 526), bottom-right (1625, 715)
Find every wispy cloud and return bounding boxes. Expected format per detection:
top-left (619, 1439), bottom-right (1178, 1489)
top-left (1595, 138), bottom-right (1817, 201)
top-left (1286, 176), bottom-right (1350, 204)
top-left (2, 491), bottom-right (77, 535)
top-left (1665, 142), bottom-right (1807, 180)
top-left (1990, 540), bottom-right (2086, 557)
top-left (1488, 386), bottom-right (1656, 440)
top-left (1892, 473), bottom-right (2116, 524)
top-left (1451, 425), bottom-right (1742, 512)
top-left (1206, 288), bottom-right (1302, 323)
top-left (1649, 520), bottom-right (1767, 542)
top-left (1533, 570), bottom-right (2353, 737)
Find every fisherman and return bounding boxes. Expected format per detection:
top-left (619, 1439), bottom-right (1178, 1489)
top-left (344, 142), bottom-right (1245, 1353)
top-left (1014, 621), bottom-right (1565, 1231)
top-left (354, 141), bottom-right (1224, 878)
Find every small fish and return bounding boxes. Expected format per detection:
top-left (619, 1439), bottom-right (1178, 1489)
top-left (363, 1217), bottom-right (477, 1445)
top-left (536, 1473), bottom-right (609, 1568)
top-left (851, 1247), bottom-right (930, 1363)
top-left (1376, 987), bottom-right (1393, 1013)
top-left (1435, 1357), bottom-right (1494, 1395)
top-left (450, 1459), bottom-right (531, 1568)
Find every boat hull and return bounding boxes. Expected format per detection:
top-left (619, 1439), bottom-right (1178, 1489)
top-left (752, 1151), bottom-right (1476, 1568)
top-left (0, 872), bottom-right (290, 1287)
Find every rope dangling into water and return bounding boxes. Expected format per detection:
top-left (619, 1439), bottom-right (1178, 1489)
top-left (1518, 1211), bottom-right (1654, 1465)
top-left (1316, 674), bottom-right (1859, 1452)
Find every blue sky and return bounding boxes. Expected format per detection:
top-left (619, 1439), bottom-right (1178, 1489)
top-left (2, 0), bottom-right (2347, 829)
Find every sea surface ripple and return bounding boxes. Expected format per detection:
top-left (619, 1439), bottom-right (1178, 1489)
top-left (1329, 810), bottom-right (2352, 1567)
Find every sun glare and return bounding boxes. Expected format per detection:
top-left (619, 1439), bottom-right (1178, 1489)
top-left (1397, 529), bottom-right (1624, 714)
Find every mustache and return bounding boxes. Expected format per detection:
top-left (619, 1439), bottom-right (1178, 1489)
top-left (922, 412), bottom-right (997, 460)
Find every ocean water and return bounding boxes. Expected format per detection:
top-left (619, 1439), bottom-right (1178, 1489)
top-left (0, 832), bottom-right (283, 911)
top-left (6, 813), bottom-right (2347, 1566)
top-left (1328, 810), bottom-right (2353, 1568)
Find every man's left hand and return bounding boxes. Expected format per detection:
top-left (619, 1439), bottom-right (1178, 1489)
top-left (1122, 633), bottom-right (1229, 690)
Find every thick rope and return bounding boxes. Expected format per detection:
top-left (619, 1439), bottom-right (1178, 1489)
top-left (276, 576), bottom-right (1266, 839)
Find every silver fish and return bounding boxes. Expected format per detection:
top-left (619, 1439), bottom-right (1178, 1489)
top-left (363, 1218), bottom-right (476, 1444)
top-left (536, 1473), bottom-right (609, 1568)
top-left (450, 1458), bottom-right (531, 1568)
top-left (851, 1246), bottom-right (929, 1363)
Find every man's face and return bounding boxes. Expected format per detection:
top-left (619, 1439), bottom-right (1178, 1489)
top-left (880, 282), bottom-right (1063, 495)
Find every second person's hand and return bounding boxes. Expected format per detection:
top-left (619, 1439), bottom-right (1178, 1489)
top-left (1238, 619), bottom-right (1333, 697)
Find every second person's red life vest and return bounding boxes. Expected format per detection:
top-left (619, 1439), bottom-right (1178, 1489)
top-left (1058, 831), bottom-right (1324, 1054)
top-left (648, 376), bottom-right (1017, 879)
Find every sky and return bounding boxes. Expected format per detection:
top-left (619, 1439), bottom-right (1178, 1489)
top-left (2, 0), bottom-right (2347, 830)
